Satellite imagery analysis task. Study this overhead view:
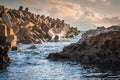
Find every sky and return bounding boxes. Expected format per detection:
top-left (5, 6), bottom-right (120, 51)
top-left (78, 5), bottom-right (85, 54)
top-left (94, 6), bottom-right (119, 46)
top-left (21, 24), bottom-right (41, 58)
top-left (0, 0), bottom-right (120, 31)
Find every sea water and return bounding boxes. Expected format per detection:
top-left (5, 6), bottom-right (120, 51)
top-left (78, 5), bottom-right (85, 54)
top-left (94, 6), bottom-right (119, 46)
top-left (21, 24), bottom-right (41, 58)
top-left (0, 35), bottom-right (120, 80)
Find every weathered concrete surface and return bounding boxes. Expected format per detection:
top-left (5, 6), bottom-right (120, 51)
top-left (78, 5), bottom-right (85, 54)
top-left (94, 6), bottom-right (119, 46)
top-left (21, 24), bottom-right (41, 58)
top-left (0, 6), bottom-right (80, 44)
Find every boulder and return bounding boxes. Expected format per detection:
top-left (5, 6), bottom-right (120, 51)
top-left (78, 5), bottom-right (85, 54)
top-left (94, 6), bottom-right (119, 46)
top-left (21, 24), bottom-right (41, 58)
top-left (18, 6), bottom-right (23, 11)
top-left (18, 11), bottom-right (25, 18)
top-left (11, 24), bottom-right (20, 34)
top-left (20, 21), bottom-right (35, 28)
top-left (25, 8), bottom-right (29, 12)
top-left (40, 31), bottom-right (46, 38)
top-left (0, 23), bottom-right (8, 37)
top-left (11, 18), bottom-right (19, 26)
top-left (2, 12), bottom-right (12, 27)
top-left (8, 9), bottom-right (16, 19)
top-left (11, 46), bottom-right (22, 51)
top-left (97, 26), bottom-right (105, 30)
top-left (6, 35), bottom-right (17, 47)
top-left (40, 22), bottom-right (49, 33)
top-left (22, 16), bottom-right (37, 24)
top-left (6, 26), bottom-right (15, 36)
top-left (27, 44), bottom-right (37, 49)
top-left (17, 27), bottom-right (30, 36)
top-left (22, 38), bottom-right (33, 44)
top-left (0, 5), bottom-right (4, 16)
top-left (54, 35), bottom-right (59, 42)
top-left (0, 23), bottom-right (15, 37)
top-left (0, 37), bottom-right (6, 45)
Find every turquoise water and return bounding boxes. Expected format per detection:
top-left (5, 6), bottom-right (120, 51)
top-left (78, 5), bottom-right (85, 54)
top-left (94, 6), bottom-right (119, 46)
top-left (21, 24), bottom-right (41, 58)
top-left (0, 35), bottom-right (120, 80)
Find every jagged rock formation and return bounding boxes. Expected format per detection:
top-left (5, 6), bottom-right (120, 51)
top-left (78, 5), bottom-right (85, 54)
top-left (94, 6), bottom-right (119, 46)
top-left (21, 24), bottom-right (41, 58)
top-left (48, 26), bottom-right (120, 64)
top-left (0, 22), bottom-right (15, 69)
top-left (0, 5), bottom-right (80, 68)
top-left (0, 12), bottom-right (17, 68)
top-left (0, 5), bottom-right (80, 44)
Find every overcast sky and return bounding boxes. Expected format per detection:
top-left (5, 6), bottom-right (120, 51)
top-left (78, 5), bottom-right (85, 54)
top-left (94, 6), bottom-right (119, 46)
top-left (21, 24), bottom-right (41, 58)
top-left (0, 0), bottom-right (120, 30)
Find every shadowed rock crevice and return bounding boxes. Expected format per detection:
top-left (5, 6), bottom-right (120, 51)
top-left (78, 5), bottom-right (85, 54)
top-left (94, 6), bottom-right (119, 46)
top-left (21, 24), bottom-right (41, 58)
top-left (0, 45), bottom-right (11, 69)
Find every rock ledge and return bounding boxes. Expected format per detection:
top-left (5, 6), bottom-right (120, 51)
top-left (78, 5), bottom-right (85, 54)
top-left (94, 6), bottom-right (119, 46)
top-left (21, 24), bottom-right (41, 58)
top-left (48, 26), bottom-right (120, 64)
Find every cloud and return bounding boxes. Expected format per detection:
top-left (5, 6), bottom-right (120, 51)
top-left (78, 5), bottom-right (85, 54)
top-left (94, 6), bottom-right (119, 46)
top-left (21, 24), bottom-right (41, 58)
top-left (48, 0), bottom-right (83, 20)
top-left (100, 16), bottom-right (120, 27)
top-left (84, 7), bottom-right (102, 22)
top-left (47, 0), bottom-right (118, 27)
top-left (28, 7), bottom-right (42, 11)
top-left (87, 0), bottom-right (96, 3)
top-left (104, 16), bottom-right (120, 24)
top-left (83, 7), bottom-right (120, 27)
top-left (101, 0), bottom-right (111, 6)
top-left (87, 0), bottom-right (111, 6)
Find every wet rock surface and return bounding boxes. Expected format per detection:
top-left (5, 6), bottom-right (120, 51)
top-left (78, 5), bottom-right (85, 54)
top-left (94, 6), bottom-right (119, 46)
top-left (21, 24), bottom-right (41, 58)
top-left (48, 26), bottom-right (120, 64)
top-left (11, 46), bottom-right (22, 51)
top-left (27, 44), bottom-right (37, 49)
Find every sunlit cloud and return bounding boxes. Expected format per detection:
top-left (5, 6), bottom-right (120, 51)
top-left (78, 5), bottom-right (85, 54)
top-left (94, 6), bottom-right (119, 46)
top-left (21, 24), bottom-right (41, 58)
top-left (0, 0), bottom-right (119, 30)
top-left (83, 8), bottom-right (120, 27)
top-left (47, 0), bottom-right (118, 27)
top-left (87, 0), bottom-right (96, 3)
top-left (101, 0), bottom-right (111, 6)
top-left (84, 7), bottom-right (102, 22)
top-left (87, 0), bottom-right (111, 6)
top-left (48, 0), bottom-right (83, 20)
top-left (97, 16), bottom-right (120, 27)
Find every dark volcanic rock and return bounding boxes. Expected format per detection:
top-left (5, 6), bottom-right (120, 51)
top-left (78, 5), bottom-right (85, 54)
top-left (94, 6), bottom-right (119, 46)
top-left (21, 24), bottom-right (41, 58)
top-left (48, 26), bottom-right (120, 64)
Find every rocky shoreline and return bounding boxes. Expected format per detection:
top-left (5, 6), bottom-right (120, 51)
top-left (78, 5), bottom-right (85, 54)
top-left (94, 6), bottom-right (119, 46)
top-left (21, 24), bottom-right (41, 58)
top-left (0, 5), bottom-right (80, 69)
top-left (48, 26), bottom-right (120, 64)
